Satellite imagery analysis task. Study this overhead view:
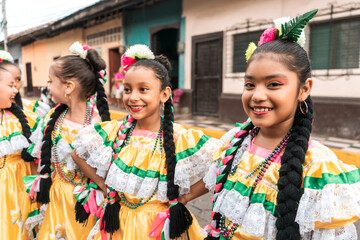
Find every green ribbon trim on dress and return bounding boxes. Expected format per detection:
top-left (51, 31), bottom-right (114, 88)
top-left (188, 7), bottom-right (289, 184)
top-left (224, 179), bottom-right (276, 215)
top-left (176, 134), bottom-right (211, 162)
top-left (23, 175), bottom-right (40, 193)
top-left (32, 101), bottom-right (39, 113)
top-left (30, 115), bottom-right (41, 133)
top-left (113, 156), bottom-right (168, 182)
top-left (27, 208), bottom-right (40, 218)
top-left (94, 123), bottom-right (114, 148)
top-left (303, 168), bottom-right (360, 190)
top-left (0, 131), bottom-right (23, 142)
top-left (53, 133), bottom-right (74, 150)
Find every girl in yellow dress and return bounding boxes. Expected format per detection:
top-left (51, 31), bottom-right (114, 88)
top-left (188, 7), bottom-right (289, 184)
top-left (0, 50), bottom-right (52, 118)
top-left (71, 44), bottom-right (220, 239)
top-left (0, 64), bottom-right (40, 239)
top-left (25, 41), bottom-right (111, 240)
top-left (203, 9), bottom-right (360, 240)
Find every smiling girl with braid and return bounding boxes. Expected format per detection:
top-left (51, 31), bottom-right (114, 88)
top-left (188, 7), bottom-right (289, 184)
top-left (0, 64), bottom-right (41, 239)
top-left (202, 9), bottom-right (360, 240)
top-left (71, 44), bottom-right (220, 239)
top-left (0, 50), bottom-right (52, 118)
top-left (23, 41), bottom-right (110, 240)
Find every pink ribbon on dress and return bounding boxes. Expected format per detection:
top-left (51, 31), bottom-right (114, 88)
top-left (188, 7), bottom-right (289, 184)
top-left (148, 209), bottom-right (170, 239)
top-left (201, 224), bottom-right (220, 237)
top-left (97, 205), bottom-right (108, 240)
top-left (28, 174), bottom-right (48, 199)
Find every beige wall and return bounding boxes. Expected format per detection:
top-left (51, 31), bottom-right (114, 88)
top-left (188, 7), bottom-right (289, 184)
top-left (21, 16), bottom-right (123, 95)
top-left (85, 17), bottom-right (123, 94)
top-left (182, 0), bottom-right (360, 98)
top-left (22, 28), bottom-right (84, 88)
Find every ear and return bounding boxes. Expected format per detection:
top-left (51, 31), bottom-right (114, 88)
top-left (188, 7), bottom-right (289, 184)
top-left (298, 78), bottom-right (313, 102)
top-left (65, 80), bottom-right (76, 95)
top-left (160, 86), bottom-right (171, 104)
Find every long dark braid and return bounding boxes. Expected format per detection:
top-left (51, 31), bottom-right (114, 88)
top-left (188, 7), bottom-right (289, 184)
top-left (6, 103), bottom-right (36, 162)
top-left (94, 71), bottom-right (110, 121)
top-left (14, 92), bottom-right (23, 109)
top-left (36, 104), bottom-right (67, 203)
top-left (248, 40), bottom-right (313, 239)
top-left (275, 96), bottom-right (313, 239)
top-left (204, 120), bottom-right (254, 240)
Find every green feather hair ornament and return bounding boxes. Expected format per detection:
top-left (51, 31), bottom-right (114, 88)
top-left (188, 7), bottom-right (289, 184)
top-left (245, 9), bottom-right (318, 62)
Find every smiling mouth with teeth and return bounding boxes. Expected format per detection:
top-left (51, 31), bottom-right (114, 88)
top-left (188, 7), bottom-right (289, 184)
top-left (252, 107), bottom-right (273, 112)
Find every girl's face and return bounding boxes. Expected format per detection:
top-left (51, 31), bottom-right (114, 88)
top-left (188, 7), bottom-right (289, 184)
top-left (4, 65), bottom-right (22, 91)
top-left (123, 67), bottom-right (170, 122)
top-left (0, 70), bottom-right (18, 108)
top-left (243, 55), bottom-right (309, 130)
top-left (48, 63), bottom-right (67, 104)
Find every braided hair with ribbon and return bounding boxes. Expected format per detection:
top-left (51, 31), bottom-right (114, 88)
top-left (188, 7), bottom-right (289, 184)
top-left (205, 9), bottom-right (317, 240)
top-left (36, 42), bottom-right (110, 204)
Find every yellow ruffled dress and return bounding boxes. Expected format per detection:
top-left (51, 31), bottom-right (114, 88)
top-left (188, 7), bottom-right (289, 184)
top-left (22, 98), bottom-right (51, 118)
top-left (203, 127), bottom-right (360, 240)
top-left (27, 108), bottom-right (101, 240)
top-left (0, 109), bottom-right (40, 240)
top-left (73, 120), bottom-right (221, 239)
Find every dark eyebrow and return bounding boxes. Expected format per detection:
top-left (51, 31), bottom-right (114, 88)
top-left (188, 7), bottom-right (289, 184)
top-left (245, 74), bottom-right (287, 80)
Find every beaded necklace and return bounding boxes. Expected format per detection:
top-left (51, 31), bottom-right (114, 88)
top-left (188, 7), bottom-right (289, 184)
top-left (120, 118), bottom-right (163, 209)
top-left (52, 103), bottom-right (92, 186)
top-left (0, 110), bottom-right (6, 169)
top-left (219, 127), bottom-right (292, 239)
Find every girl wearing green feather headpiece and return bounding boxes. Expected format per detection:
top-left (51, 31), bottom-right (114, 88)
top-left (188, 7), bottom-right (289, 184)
top-left (203, 9), bottom-right (360, 240)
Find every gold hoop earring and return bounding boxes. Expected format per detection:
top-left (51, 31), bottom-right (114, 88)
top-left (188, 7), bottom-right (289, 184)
top-left (299, 101), bottom-right (308, 115)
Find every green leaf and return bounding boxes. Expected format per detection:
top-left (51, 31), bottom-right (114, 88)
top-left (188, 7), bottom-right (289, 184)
top-left (280, 9), bottom-right (318, 42)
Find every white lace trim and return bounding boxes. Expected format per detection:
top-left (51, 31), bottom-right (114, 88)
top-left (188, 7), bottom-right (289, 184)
top-left (105, 164), bottom-right (168, 201)
top-left (202, 134), bottom-right (251, 192)
top-left (203, 161), bottom-right (219, 191)
top-left (213, 189), bottom-right (277, 239)
top-left (296, 182), bottom-right (360, 233)
top-left (34, 101), bottom-right (51, 118)
top-left (29, 119), bottom-right (44, 158)
top-left (301, 223), bottom-right (357, 240)
top-left (0, 134), bottom-right (29, 157)
top-left (73, 125), bottom-right (113, 178)
top-left (219, 127), bottom-right (240, 145)
top-left (52, 138), bottom-right (78, 171)
top-left (25, 204), bottom-right (47, 240)
top-left (175, 137), bottom-right (220, 195)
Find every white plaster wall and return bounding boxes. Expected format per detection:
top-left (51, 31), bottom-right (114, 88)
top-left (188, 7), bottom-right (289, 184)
top-left (182, 0), bottom-right (360, 98)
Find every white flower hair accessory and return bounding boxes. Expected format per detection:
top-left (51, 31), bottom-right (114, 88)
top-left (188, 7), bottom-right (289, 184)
top-left (69, 41), bottom-right (90, 59)
top-left (121, 44), bottom-right (155, 72)
top-left (273, 17), bottom-right (306, 47)
top-left (0, 50), bottom-right (14, 63)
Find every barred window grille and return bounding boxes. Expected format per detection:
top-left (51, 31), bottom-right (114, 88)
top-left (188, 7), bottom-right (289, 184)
top-left (310, 18), bottom-right (360, 69)
top-left (86, 26), bottom-right (122, 46)
top-left (233, 30), bottom-right (263, 73)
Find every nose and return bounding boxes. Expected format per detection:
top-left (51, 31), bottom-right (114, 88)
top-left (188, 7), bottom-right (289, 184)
top-left (129, 91), bottom-right (139, 102)
top-left (13, 86), bottom-right (18, 94)
top-left (251, 86), bottom-right (267, 103)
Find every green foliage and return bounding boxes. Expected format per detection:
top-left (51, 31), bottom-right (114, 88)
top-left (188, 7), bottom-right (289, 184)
top-left (280, 9), bottom-right (318, 42)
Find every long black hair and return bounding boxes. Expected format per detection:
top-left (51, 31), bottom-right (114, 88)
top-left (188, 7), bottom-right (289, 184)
top-left (101, 55), bottom-right (193, 237)
top-left (206, 40), bottom-right (313, 240)
top-left (36, 48), bottom-right (111, 204)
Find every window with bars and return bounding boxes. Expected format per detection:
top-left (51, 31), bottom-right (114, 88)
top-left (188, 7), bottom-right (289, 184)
top-left (86, 26), bottom-right (122, 46)
top-left (310, 18), bottom-right (360, 69)
top-left (233, 30), bottom-right (263, 73)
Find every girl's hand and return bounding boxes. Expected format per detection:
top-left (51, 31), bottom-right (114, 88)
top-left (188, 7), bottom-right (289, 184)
top-left (178, 195), bottom-right (188, 205)
top-left (30, 161), bottom-right (38, 175)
